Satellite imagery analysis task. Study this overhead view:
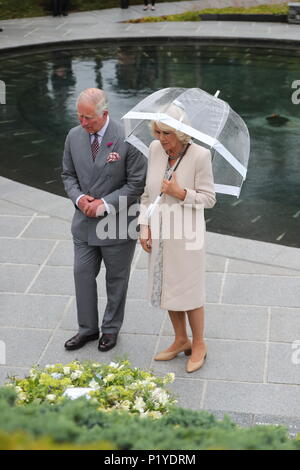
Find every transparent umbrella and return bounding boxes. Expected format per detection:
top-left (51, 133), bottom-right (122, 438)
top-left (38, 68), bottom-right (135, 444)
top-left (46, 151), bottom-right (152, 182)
top-left (122, 87), bottom-right (250, 198)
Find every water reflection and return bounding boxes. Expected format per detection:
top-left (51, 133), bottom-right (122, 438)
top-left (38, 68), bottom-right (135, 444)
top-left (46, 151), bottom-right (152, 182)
top-left (115, 46), bottom-right (159, 91)
top-left (0, 42), bottom-right (299, 247)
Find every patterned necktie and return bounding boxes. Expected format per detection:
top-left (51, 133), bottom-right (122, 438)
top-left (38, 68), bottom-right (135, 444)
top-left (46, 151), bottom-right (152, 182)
top-left (91, 133), bottom-right (99, 161)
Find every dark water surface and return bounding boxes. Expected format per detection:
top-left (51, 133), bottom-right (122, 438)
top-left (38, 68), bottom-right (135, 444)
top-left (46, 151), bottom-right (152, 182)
top-left (0, 42), bottom-right (299, 247)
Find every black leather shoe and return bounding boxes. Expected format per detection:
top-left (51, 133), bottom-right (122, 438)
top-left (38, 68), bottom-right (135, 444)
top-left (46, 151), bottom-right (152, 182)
top-left (98, 334), bottom-right (118, 352)
top-left (64, 333), bottom-right (99, 351)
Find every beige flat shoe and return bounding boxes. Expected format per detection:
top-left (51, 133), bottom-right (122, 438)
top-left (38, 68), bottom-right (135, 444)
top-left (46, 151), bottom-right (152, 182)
top-left (186, 348), bottom-right (207, 373)
top-left (154, 341), bottom-right (192, 361)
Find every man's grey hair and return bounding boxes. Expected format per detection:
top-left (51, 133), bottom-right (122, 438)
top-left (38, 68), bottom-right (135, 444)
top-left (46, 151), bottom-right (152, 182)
top-left (76, 88), bottom-right (108, 116)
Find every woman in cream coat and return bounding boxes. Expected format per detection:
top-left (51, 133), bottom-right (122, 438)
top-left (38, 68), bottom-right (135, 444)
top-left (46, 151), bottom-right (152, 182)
top-left (139, 120), bottom-right (216, 373)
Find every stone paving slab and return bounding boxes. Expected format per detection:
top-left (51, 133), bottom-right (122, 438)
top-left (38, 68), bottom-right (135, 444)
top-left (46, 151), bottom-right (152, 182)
top-left (197, 304), bottom-right (269, 341)
top-left (222, 273), bottom-right (300, 307)
top-left (207, 232), bottom-right (300, 270)
top-left (28, 265), bottom-right (75, 296)
top-left (0, 216), bottom-right (31, 238)
top-left (227, 259), bottom-right (300, 276)
top-left (0, 200), bottom-right (35, 215)
top-left (46, 240), bottom-right (74, 266)
top-left (270, 308), bottom-right (300, 342)
top-left (204, 381), bottom-right (300, 418)
top-left (168, 377), bottom-right (205, 410)
top-left (0, 264), bottom-right (40, 293)
top-left (22, 216), bottom-right (72, 240)
top-left (0, 238), bottom-right (55, 264)
top-left (0, 294), bottom-right (69, 329)
top-left (0, 327), bottom-right (52, 367)
top-left (268, 343), bottom-right (300, 385)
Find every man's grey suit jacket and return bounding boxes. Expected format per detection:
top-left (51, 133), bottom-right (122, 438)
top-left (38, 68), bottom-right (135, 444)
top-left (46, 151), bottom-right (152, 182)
top-left (62, 119), bottom-right (147, 246)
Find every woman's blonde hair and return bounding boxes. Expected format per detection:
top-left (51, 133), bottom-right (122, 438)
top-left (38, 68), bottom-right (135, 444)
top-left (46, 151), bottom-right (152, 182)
top-left (150, 103), bottom-right (191, 145)
top-left (150, 120), bottom-right (191, 145)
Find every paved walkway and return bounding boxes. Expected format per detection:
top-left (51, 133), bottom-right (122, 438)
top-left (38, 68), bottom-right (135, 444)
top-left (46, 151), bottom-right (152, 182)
top-left (0, 0), bottom-right (300, 437)
top-left (0, 0), bottom-right (299, 52)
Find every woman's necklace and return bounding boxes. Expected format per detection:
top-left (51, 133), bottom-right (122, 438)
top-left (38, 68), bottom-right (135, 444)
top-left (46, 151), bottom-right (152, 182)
top-left (167, 144), bottom-right (188, 161)
top-left (168, 155), bottom-right (179, 161)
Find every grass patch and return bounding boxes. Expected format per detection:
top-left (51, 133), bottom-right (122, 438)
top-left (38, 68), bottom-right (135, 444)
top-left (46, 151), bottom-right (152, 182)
top-left (127, 3), bottom-right (290, 23)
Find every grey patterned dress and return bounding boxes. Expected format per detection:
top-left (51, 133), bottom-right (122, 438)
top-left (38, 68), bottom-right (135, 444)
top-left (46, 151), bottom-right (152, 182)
top-left (150, 163), bottom-right (173, 308)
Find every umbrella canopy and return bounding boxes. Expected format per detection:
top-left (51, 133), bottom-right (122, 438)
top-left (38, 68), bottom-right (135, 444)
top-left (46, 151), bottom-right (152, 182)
top-left (122, 87), bottom-right (250, 197)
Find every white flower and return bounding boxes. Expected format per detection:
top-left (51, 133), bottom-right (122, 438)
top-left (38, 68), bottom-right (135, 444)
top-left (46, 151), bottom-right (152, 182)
top-left (71, 370), bottom-right (83, 380)
top-left (133, 396), bottom-right (146, 413)
top-left (114, 400), bottom-right (131, 411)
top-left (29, 369), bottom-right (38, 379)
top-left (121, 400), bottom-right (131, 410)
top-left (148, 411), bottom-right (162, 420)
top-left (103, 374), bottom-right (115, 384)
top-left (140, 380), bottom-right (156, 389)
top-left (46, 394), bottom-right (57, 402)
top-left (151, 388), bottom-right (169, 405)
top-left (143, 376), bottom-right (153, 383)
top-left (128, 382), bottom-right (138, 390)
top-left (166, 373), bottom-right (175, 383)
top-left (45, 365), bottom-right (52, 370)
top-left (18, 392), bottom-right (27, 402)
top-left (109, 362), bottom-right (119, 368)
top-left (152, 400), bottom-right (160, 410)
top-left (63, 367), bottom-right (71, 375)
top-left (89, 379), bottom-right (100, 390)
top-left (15, 386), bottom-right (23, 393)
top-left (51, 373), bottom-right (63, 380)
top-left (149, 381), bottom-right (157, 389)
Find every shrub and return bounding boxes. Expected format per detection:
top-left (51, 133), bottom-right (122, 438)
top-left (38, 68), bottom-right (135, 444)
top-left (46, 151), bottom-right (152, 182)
top-left (6, 359), bottom-right (176, 418)
top-left (0, 430), bottom-right (115, 450)
top-left (0, 386), bottom-right (299, 450)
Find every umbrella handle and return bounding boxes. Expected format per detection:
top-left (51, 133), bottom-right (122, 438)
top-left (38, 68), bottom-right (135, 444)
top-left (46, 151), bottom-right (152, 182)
top-left (214, 90), bottom-right (220, 98)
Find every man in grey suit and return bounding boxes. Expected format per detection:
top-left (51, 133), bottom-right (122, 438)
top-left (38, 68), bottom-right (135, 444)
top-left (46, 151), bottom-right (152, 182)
top-left (62, 88), bottom-right (147, 352)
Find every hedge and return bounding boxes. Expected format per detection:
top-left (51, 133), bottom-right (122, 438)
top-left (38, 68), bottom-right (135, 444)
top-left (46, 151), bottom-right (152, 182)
top-left (0, 387), bottom-right (299, 450)
top-left (127, 3), bottom-right (289, 23)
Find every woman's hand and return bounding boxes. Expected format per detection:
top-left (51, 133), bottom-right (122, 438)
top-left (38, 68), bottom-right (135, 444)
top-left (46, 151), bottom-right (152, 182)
top-left (161, 172), bottom-right (186, 201)
top-left (139, 224), bottom-right (152, 253)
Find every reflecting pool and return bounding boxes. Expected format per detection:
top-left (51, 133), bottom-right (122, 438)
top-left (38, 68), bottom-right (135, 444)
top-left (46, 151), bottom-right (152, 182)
top-left (0, 42), bottom-right (299, 247)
